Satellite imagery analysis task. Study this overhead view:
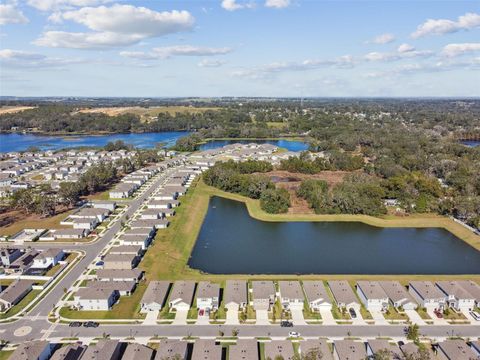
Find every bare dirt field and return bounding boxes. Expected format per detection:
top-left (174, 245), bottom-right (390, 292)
top-left (0, 106), bottom-right (36, 115)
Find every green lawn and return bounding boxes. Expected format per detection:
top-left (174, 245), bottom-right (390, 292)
top-left (0, 290), bottom-right (41, 319)
top-left (383, 306), bottom-right (409, 321)
top-left (0, 351), bottom-right (12, 360)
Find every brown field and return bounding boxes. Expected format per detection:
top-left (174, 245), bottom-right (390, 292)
top-left (0, 208), bottom-right (73, 236)
top-left (0, 106), bottom-right (36, 115)
top-left (74, 106), bottom-right (219, 122)
top-left (262, 170), bottom-right (352, 213)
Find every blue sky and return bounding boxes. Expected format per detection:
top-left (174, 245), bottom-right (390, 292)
top-left (0, 0), bottom-right (479, 97)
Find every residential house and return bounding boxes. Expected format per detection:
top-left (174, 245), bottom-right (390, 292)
top-left (32, 249), bottom-right (64, 269)
top-left (0, 280), bottom-right (34, 312)
top-left (81, 340), bottom-right (123, 360)
top-left (302, 281), bottom-right (332, 312)
top-left (74, 288), bottom-right (118, 311)
top-left (278, 281), bottom-right (304, 310)
top-left (146, 200), bottom-right (172, 209)
top-left (10, 340), bottom-right (51, 360)
top-left (71, 217), bottom-right (98, 231)
top-left (119, 234), bottom-right (151, 250)
top-left (436, 281), bottom-right (476, 312)
top-left (130, 218), bottom-right (169, 230)
top-left (328, 280), bottom-right (360, 312)
top-left (108, 245), bottom-right (143, 256)
top-left (250, 281), bottom-right (276, 311)
top-left (229, 339), bottom-right (259, 360)
top-left (49, 228), bottom-right (87, 240)
top-left (300, 339), bottom-right (333, 360)
top-left (96, 269), bottom-right (143, 283)
top-left (122, 343), bottom-right (154, 360)
top-left (90, 200), bottom-right (117, 211)
top-left (366, 339), bottom-right (402, 359)
top-left (378, 281), bottom-right (418, 310)
top-left (456, 280), bottom-right (480, 306)
top-left (88, 280), bottom-right (136, 296)
top-left (70, 207), bottom-right (110, 223)
top-left (196, 281), bottom-right (220, 311)
top-left (169, 281), bottom-right (196, 311)
top-left (0, 247), bottom-right (22, 266)
top-left (264, 341), bottom-right (295, 360)
top-left (356, 281), bottom-right (389, 312)
top-left (50, 344), bottom-right (86, 360)
top-left (225, 280), bottom-right (248, 311)
top-left (102, 253), bottom-right (139, 270)
top-left (155, 339), bottom-right (188, 360)
top-left (140, 209), bottom-right (164, 220)
top-left (436, 339), bottom-right (477, 360)
top-left (333, 340), bottom-right (366, 360)
top-left (110, 183), bottom-right (137, 199)
top-left (408, 281), bottom-right (446, 310)
top-left (400, 343), bottom-right (435, 359)
top-left (191, 339), bottom-right (222, 360)
top-left (140, 281), bottom-right (170, 313)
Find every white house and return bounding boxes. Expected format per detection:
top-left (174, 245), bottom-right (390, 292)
top-left (408, 281), bottom-right (446, 310)
top-left (140, 281), bottom-right (170, 313)
top-left (378, 281), bottom-right (417, 310)
top-left (32, 249), bottom-right (64, 269)
top-left (302, 281), bottom-right (332, 312)
top-left (74, 288), bottom-right (118, 311)
top-left (196, 281), bottom-right (220, 311)
top-left (356, 281), bottom-right (389, 312)
top-left (278, 281), bottom-right (304, 310)
top-left (224, 280), bottom-right (248, 311)
top-left (250, 281), bottom-right (276, 311)
top-left (169, 281), bottom-right (195, 311)
top-left (436, 281), bottom-right (476, 312)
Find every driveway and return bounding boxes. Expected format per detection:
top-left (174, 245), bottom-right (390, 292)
top-left (172, 309), bottom-right (189, 325)
top-left (426, 309), bottom-right (448, 325)
top-left (142, 310), bottom-right (159, 325)
top-left (256, 310), bottom-right (269, 325)
top-left (320, 308), bottom-right (336, 325)
top-left (405, 309), bottom-right (426, 325)
top-left (290, 308), bottom-right (307, 325)
top-left (196, 311), bottom-right (210, 325)
top-left (225, 307), bottom-right (239, 325)
top-left (370, 309), bottom-right (388, 325)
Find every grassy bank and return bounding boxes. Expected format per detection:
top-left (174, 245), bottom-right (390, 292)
top-left (140, 179), bottom-right (480, 282)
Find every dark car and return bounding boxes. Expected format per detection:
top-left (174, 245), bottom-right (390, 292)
top-left (349, 308), bottom-right (357, 319)
top-left (69, 322), bottom-right (82, 327)
top-left (280, 321), bottom-right (293, 327)
top-left (83, 321), bottom-right (99, 328)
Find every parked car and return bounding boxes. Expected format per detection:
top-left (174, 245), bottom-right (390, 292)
top-left (288, 331), bottom-right (300, 338)
top-left (434, 309), bottom-right (443, 318)
top-left (349, 308), bottom-right (357, 319)
top-left (280, 321), bottom-right (293, 327)
top-left (95, 261), bottom-right (104, 266)
top-left (199, 309), bottom-right (205, 316)
top-left (83, 321), bottom-right (99, 328)
top-left (470, 311), bottom-right (480, 321)
top-left (69, 322), bottom-right (82, 327)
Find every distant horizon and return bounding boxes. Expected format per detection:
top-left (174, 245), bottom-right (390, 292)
top-left (2, 96), bottom-right (480, 100)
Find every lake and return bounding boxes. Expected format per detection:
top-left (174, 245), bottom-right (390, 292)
top-left (461, 140), bottom-right (480, 147)
top-left (199, 139), bottom-right (309, 152)
top-left (0, 132), bottom-right (189, 153)
top-left (188, 196), bottom-right (480, 274)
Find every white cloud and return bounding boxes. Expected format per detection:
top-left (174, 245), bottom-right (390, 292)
top-left (265, 0), bottom-right (290, 9)
top-left (120, 45), bottom-right (233, 60)
top-left (221, 0), bottom-right (255, 11)
top-left (368, 33), bottom-right (395, 44)
top-left (34, 5), bottom-right (195, 49)
top-left (442, 43), bottom-right (480, 57)
top-left (412, 12), bottom-right (480, 38)
top-left (397, 43), bottom-right (415, 53)
top-left (27, 0), bottom-right (111, 12)
top-left (0, 4), bottom-right (28, 25)
top-left (198, 59), bottom-right (227, 67)
top-left (0, 49), bottom-right (84, 68)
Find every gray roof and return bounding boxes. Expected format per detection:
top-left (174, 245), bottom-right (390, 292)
top-left (251, 281), bottom-right (275, 300)
top-left (300, 339), bottom-right (333, 360)
top-left (191, 339), bottom-right (222, 360)
top-left (96, 269), bottom-right (143, 281)
top-left (10, 340), bottom-right (50, 360)
top-left (367, 339), bottom-right (402, 359)
top-left (122, 343), bottom-right (154, 360)
top-left (88, 280), bottom-right (136, 293)
top-left (141, 281), bottom-right (170, 306)
top-left (264, 341), bottom-right (295, 360)
top-left (456, 280), bottom-right (480, 302)
top-left (169, 281), bottom-right (195, 305)
top-left (436, 281), bottom-right (476, 300)
top-left (356, 281), bottom-right (388, 300)
top-left (108, 245), bottom-right (142, 255)
top-left (123, 228), bottom-right (153, 237)
top-left (229, 339), bottom-right (259, 360)
top-left (103, 253), bottom-right (137, 264)
top-left (328, 281), bottom-right (359, 306)
top-left (409, 281), bottom-right (445, 300)
top-left (155, 339), bottom-right (188, 360)
top-left (400, 343), bottom-right (435, 359)
top-left (196, 281), bottom-right (220, 299)
top-left (333, 340), bottom-right (366, 360)
top-left (437, 340), bottom-right (476, 360)
top-left (378, 281), bottom-right (416, 305)
top-left (50, 344), bottom-right (86, 360)
top-left (225, 280), bottom-right (248, 306)
top-left (0, 279), bottom-right (34, 305)
top-left (278, 281), bottom-right (304, 301)
top-left (81, 340), bottom-right (121, 360)
top-left (302, 281), bottom-right (331, 305)
top-left (75, 287), bottom-right (115, 300)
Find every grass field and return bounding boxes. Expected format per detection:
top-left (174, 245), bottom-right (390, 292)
top-left (0, 209), bottom-right (73, 237)
top-left (0, 351), bottom-right (13, 360)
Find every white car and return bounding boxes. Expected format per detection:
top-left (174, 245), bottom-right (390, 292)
top-left (288, 331), bottom-right (300, 338)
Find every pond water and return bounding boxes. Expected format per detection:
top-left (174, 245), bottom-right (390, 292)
top-left (0, 132), bottom-right (189, 153)
top-left (188, 196), bottom-right (480, 274)
top-left (461, 140), bottom-right (480, 147)
top-left (199, 139), bottom-right (309, 152)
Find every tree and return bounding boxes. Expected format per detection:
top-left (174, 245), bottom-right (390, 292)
top-left (58, 182), bottom-right (81, 207)
top-left (405, 324), bottom-right (420, 344)
top-left (260, 188), bottom-right (290, 214)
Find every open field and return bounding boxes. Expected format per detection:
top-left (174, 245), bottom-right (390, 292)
top-left (74, 106), bottom-right (219, 121)
top-left (0, 209), bottom-right (74, 237)
top-left (140, 179), bottom-right (480, 282)
top-left (0, 106), bottom-right (36, 115)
